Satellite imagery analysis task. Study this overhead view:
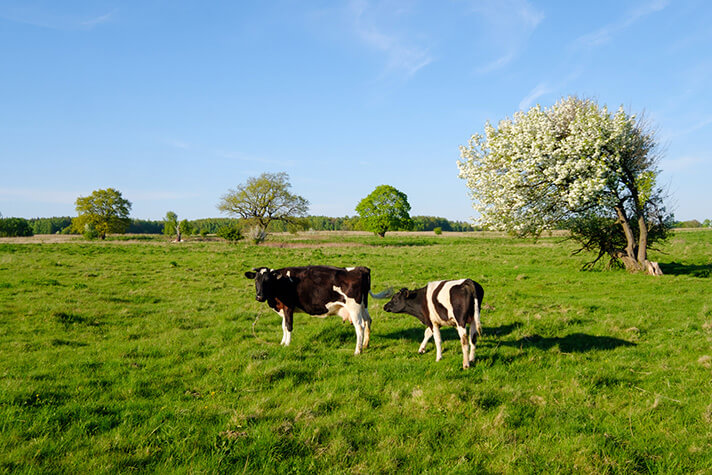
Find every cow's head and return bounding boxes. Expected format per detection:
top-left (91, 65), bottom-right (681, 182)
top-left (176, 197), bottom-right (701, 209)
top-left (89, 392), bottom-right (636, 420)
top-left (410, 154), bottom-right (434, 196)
top-left (244, 267), bottom-right (278, 302)
top-left (383, 288), bottom-right (415, 314)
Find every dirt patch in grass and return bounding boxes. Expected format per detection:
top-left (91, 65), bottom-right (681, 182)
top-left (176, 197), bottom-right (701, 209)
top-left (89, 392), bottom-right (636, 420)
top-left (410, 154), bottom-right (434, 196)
top-left (261, 241), bottom-right (365, 249)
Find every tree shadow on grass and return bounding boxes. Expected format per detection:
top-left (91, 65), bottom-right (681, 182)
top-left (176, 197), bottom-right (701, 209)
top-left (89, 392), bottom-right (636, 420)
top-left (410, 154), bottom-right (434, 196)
top-left (501, 333), bottom-right (635, 353)
top-left (658, 261), bottom-right (712, 278)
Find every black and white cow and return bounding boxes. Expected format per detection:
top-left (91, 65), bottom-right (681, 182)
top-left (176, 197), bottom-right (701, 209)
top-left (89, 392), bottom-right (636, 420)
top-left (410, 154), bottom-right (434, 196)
top-left (245, 265), bottom-right (389, 355)
top-left (383, 279), bottom-right (484, 369)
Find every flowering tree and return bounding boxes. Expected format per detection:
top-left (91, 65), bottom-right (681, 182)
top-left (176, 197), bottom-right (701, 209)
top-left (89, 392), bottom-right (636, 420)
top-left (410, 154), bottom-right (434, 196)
top-left (458, 96), bottom-right (672, 274)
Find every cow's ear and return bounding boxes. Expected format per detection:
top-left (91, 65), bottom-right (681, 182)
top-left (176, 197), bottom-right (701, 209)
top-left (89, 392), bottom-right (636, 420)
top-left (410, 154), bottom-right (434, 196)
top-left (245, 271), bottom-right (256, 279)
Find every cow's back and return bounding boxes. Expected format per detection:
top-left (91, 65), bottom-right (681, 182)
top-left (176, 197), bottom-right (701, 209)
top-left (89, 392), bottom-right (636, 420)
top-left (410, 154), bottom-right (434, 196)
top-left (286, 265), bottom-right (371, 315)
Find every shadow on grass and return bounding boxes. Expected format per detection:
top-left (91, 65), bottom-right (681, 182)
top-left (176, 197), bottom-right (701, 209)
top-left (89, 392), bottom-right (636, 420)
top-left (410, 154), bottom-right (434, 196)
top-left (658, 261), bottom-right (712, 278)
top-left (501, 333), bottom-right (635, 352)
top-left (380, 322), bottom-right (523, 342)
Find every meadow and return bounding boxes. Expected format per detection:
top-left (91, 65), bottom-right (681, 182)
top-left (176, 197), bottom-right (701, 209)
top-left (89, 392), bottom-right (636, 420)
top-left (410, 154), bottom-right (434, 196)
top-left (1, 230), bottom-right (711, 473)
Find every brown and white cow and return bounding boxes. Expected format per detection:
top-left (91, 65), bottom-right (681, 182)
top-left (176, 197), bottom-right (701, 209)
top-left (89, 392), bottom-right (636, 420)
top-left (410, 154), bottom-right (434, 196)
top-left (245, 265), bottom-right (389, 355)
top-left (383, 279), bottom-right (484, 369)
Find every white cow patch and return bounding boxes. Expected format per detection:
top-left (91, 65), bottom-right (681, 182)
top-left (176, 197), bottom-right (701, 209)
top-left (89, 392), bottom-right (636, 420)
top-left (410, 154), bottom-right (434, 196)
top-left (426, 279), bottom-right (467, 326)
top-left (277, 308), bottom-right (292, 346)
top-left (333, 285), bottom-right (367, 354)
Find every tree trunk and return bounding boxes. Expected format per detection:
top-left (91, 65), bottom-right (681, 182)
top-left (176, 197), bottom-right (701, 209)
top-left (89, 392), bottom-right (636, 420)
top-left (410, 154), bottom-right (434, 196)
top-left (612, 205), bottom-right (660, 274)
top-left (636, 215), bottom-right (648, 264)
top-left (614, 205), bottom-right (637, 260)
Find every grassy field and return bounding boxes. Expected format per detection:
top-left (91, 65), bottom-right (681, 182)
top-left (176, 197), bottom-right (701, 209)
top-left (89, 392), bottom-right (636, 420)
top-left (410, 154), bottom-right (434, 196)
top-left (1, 230), bottom-right (711, 473)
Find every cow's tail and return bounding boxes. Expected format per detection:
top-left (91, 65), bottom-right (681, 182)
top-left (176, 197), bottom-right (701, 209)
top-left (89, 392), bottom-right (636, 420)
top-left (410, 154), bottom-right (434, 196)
top-left (473, 295), bottom-right (482, 337)
top-left (360, 266), bottom-right (393, 300)
top-left (473, 281), bottom-right (484, 338)
top-left (370, 288), bottom-right (394, 299)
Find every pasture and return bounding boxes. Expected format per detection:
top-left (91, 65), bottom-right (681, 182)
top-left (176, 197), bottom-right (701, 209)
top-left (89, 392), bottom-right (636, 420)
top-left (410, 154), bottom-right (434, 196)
top-left (1, 230), bottom-right (711, 473)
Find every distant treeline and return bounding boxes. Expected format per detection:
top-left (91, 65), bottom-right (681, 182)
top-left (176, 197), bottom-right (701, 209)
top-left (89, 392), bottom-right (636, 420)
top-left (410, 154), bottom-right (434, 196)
top-left (673, 219), bottom-right (712, 228)
top-left (17, 215), bottom-right (476, 235)
top-left (4, 216), bottom-right (709, 238)
top-left (262, 216), bottom-right (476, 233)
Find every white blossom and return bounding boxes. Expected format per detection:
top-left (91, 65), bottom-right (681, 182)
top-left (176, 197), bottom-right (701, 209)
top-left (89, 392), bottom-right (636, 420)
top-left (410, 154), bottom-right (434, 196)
top-left (458, 96), bottom-right (651, 235)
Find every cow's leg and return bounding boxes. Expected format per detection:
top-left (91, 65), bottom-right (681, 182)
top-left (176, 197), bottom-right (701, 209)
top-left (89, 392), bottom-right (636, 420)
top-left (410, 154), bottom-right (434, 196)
top-left (456, 325), bottom-right (469, 369)
top-left (468, 322), bottom-right (479, 363)
top-left (469, 298), bottom-right (481, 362)
top-left (279, 308), bottom-right (294, 346)
top-left (432, 324), bottom-right (443, 361)
top-left (346, 302), bottom-right (365, 355)
top-left (352, 315), bottom-right (364, 355)
top-left (419, 327), bottom-right (433, 353)
top-left (362, 306), bottom-right (372, 349)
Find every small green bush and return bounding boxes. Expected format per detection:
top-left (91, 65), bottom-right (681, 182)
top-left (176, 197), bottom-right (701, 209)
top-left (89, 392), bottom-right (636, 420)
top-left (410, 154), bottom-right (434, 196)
top-left (82, 223), bottom-right (99, 240)
top-left (216, 225), bottom-right (243, 243)
top-left (433, 227), bottom-right (442, 235)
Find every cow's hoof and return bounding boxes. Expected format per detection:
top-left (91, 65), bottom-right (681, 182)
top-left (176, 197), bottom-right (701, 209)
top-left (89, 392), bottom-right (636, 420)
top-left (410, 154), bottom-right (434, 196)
top-left (462, 363), bottom-right (470, 370)
top-left (418, 348), bottom-right (426, 354)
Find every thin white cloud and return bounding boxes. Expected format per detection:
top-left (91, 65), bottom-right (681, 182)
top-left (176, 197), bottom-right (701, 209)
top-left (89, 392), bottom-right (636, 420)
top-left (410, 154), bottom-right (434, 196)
top-left (476, 53), bottom-right (515, 75)
top-left (165, 139), bottom-right (191, 150)
top-left (81, 9), bottom-right (117, 28)
top-left (125, 190), bottom-right (199, 201)
top-left (519, 82), bottom-right (554, 110)
top-left (574, 0), bottom-right (669, 49)
top-left (518, 68), bottom-right (583, 110)
top-left (347, 0), bottom-right (432, 78)
top-left (666, 116), bottom-right (712, 140)
top-left (0, 188), bottom-right (79, 205)
top-left (214, 149), bottom-right (296, 167)
top-left (0, 5), bottom-right (117, 30)
top-left (661, 155), bottom-right (706, 172)
top-left (469, 0), bottom-right (544, 74)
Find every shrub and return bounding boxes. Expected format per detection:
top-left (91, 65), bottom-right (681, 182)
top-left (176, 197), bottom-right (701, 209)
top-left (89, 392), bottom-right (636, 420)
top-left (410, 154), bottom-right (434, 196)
top-left (246, 225), bottom-right (268, 244)
top-left (216, 225), bottom-right (243, 243)
top-left (433, 227), bottom-right (443, 235)
top-left (82, 223), bottom-right (99, 240)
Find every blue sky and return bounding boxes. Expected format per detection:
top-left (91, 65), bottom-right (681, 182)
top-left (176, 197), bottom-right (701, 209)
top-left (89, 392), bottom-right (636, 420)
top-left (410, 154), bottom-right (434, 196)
top-left (1, 0), bottom-right (710, 222)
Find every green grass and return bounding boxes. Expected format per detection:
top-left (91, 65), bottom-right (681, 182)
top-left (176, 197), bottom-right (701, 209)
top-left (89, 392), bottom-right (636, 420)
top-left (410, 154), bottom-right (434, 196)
top-left (1, 231), bottom-right (711, 473)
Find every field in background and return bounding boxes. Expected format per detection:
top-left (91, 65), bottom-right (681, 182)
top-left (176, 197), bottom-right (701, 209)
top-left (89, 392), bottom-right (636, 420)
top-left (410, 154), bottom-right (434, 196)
top-left (1, 230), bottom-right (711, 472)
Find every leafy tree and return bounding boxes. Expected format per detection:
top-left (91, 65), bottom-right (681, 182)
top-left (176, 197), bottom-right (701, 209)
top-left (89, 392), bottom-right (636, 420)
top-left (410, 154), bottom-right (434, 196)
top-left (0, 217), bottom-right (33, 237)
top-left (217, 172), bottom-right (309, 239)
top-left (72, 188), bottom-right (132, 240)
top-left (356, 185), bottom-right (413, 237)
top-left (179, 219), bottom-right (193, 237)
top-left (163, 211), bottom-right (179, 239)
top-left (458, 96), bottom-right (672, 274)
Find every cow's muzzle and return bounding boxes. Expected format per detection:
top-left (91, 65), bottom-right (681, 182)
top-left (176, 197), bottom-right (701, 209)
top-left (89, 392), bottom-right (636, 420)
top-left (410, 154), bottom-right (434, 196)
top-left (256, 295), bottom-right (266, 302)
